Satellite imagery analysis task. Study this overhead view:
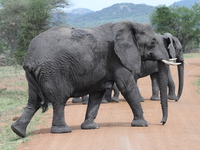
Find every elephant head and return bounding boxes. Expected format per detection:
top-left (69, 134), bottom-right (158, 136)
top-left (111, 21), bottom-right (180, 124)
top-left (163, 33), bottom-right (184, 101)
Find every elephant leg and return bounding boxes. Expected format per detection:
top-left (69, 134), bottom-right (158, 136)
top-left (111, 83), bottom-right (120, 102)
top-left (150, 73), bottom-right (160, 101)
top-left (101, 89), bottom-right (111, 103)
top-left (167, 71), bottom-right (178, 100)
top-left (72, 97), bottom-right (82, 103)
top-left (51, 100), bottom-right (72, 133)
top-left (82, 95), bottom-right (89, 104)
top-left (42, 81), bottom-right (72, 133)
top-left (81, 91), bottom-right (105, 129)
top-left (115, 69), bottom-right (148, 127)
top-left (11, 85), bottom-right (40, 138)
top-left (135, 79), bottom-right (145, 102)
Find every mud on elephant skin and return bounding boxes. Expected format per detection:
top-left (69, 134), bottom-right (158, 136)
top-left (11, 20), bottom-right (180, 138)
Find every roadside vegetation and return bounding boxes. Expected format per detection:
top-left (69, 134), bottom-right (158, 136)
top-left (150, 3), bottom-right (200, 53)
top-left (0, 66), bottom-right (48, 150)
top-left (195, 76), bottom-right (200, 94)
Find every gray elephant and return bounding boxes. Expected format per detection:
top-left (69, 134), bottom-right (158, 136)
top-left (113, 33), bottom-right (184, 102)
top-left (11, 20), bottom-right (181, 138)
top-left (147, 33), bottom-right (184, 101)
top-left (72, 33), bottom-right (184, 103)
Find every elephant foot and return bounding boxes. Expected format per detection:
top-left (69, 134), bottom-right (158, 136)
top-left (101, 99), bottom-right (109, 103)
top-left (140, 98), bottom-right (145, 102)
top-left (81, 120), bottom-right (99, 129)
top-left (11, 121), bottom-right (27, 138)
top-left (111, 97), bottom-right (119, 102)
top-left (72, 97), bottom-right (82, 103)
top-left (82, 96), bottom-right (89, 105)
top-left (131, 119), bottom-right (148, 127)
top-left (150, 95), bottom-right (160, 101)
top-left (51, 124), bottom-right (72, 133)
top-left (167, 94), bottom-right (178, 100)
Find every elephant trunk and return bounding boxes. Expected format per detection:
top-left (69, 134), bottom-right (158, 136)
top-left (176, 62), bottom-right (184, 101)
top-left (158, 61), bottom-right (168, 124)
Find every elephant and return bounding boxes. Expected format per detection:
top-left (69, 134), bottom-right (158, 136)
top-left (117, 33), bottom-right (184, 101)
top-left (72, 33), bottom-right (184, 103)
top-left (11, 20), bottom-right (181, 138)
top-left (72, 83), bottom-right (119, 104)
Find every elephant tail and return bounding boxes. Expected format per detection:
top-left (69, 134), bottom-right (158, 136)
top-left (24, 67), bottom-right (49, 113)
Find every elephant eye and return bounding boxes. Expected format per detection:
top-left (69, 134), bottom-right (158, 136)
top-left (141, 32), bottom-right (145, 35)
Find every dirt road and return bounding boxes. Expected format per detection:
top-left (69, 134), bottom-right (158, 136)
top-left (17, 57), bottom-right (200, 150)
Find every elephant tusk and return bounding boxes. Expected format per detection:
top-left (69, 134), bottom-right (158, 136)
top-left (169, 58), bottom-right (177, 61)
top-left (184, 61), bottom-right (189, 65)
top-left (161, 59), bottom-right (181, 66)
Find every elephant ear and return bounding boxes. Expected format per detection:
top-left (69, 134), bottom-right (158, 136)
top-left (172, 36), bottom-right (182, 50)
top-left (164, 33), bottom-right (176, 58)
top-left (111, 21), bottom-right (141, 73)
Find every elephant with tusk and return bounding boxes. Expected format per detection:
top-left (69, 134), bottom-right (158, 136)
top-left (73, 33), bottom-right (185, 103)
top-left (11, 20), bottom-right (180, 138)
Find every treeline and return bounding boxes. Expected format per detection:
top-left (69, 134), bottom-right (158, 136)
top-left (0, 1), bottom-right (200, 66)
top-left (150, 3), bottom-right (200, 53)
top-left (0, 0), bottom-right (68, 65)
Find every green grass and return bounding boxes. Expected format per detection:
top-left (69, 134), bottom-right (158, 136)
top-left (184, 53), bottom-right (200, 94)
top-left (184, 52), bottom-right (200, 59)
top-left (194, 76), bottom-right (200, 94)
top-left (0, 66), bottom-right (43, 150)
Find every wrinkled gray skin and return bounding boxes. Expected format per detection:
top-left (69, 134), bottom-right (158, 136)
top-left (109, 33), bottom-right (184, 102)
top-left (11, 21), bottom-right (173, 138)
top-left (73, 33), bottom-right (184, 103)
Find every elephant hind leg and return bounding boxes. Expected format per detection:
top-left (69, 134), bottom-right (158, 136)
top-left (42, 81), bottom-right (72, 133)
top-left (81, 91), bottom-right (105, 129)
top-left (11, 85), bottom-right (40, 137)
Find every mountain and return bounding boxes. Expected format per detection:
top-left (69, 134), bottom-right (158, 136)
top-left (68, 8), bottom-right (94, 15)
top-left (172, 0), bottom-right (200, 7)
top-left (61, 1), bottom-right (200, 28)
top-left (64, 3), bottom-right (155, 28)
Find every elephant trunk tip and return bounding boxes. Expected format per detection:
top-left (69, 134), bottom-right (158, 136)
top-left (161, 117), bottom-right (167, 125)
top-left (161, 120), bottom-right (166, 125)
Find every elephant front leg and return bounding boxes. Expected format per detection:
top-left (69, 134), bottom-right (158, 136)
top-left (150, 73), bottom-right (160, 101)
top-left (111, 83), bottom-right (120, 102)
top-left (116, 75), bottom-right (148, 127)
top-left (81, 91), bottom-right (104, 129)
top-left (122, 87), bottom-right (148, 127)
top-left (167, 71), bottom-right (178, 100)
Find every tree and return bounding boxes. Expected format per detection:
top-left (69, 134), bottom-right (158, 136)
top-left (0, 0), bottom-right (68, 64)
top-left (150, 3), bottom-right (200, 53)
top-left (15, 0), bottom-right (51, 64)
top-left (0, 0), bottom-right (27, 58)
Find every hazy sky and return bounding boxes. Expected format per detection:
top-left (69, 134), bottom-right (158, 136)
top-left (67, 0), bottom-right (180, 11)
